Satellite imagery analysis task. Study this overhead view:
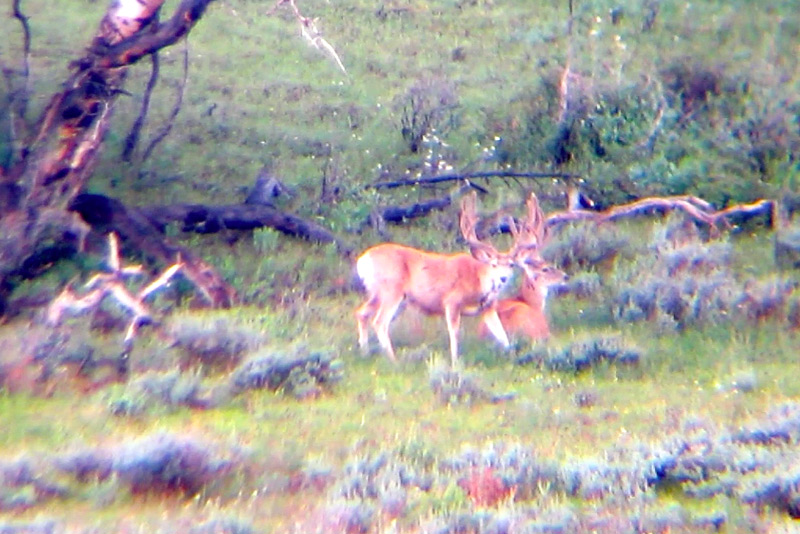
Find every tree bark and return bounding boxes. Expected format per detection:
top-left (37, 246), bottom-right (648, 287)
top-left (0, 0), bottom-right (223, 314)
top-left (138, 202), bottom-right (350, 253)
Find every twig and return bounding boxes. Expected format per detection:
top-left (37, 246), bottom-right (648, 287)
top-left (558, 0), bottom-right (574, 124)
top-left (12, 0), bottom-right (31, 96)
top-left (267, 0), bottom-right (347, 75)
top-left (0, 0), bottom-right (33, 166)
top-left (368, 170), bottom-right (580, 190)
top-left (122, 51), bottom-right (160, 161)
top-left (141, 39), bottom-right (189, 163)
top-left (544, 196), bottom-right (775, 234)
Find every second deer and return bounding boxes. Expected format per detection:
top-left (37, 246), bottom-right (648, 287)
top-left (479, 193), bottom-right (567, 343)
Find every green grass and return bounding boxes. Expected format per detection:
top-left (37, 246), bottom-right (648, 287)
top-left (3, 0), bottom-right (800, 531)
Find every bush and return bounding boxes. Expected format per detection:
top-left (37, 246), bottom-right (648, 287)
top-left (0, 520), bottom-right (58, 534)
top-left (516, 335), bottom-right (642, 373)
top-left (111, 433), bottom-right (235, 496)
top-left (169, 316), bottom-right (266, 372)
top-left (544, 222), bottom-right (633, 271)
top-left (230, 349), bottom-right (343, 399)
top-left (107, 370), bottom-right (211, 416)
top-left (429, 367), bottom-right (516, 406)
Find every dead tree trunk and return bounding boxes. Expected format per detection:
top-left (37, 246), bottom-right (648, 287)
top-left (0, 0), bottom-right (234, 314)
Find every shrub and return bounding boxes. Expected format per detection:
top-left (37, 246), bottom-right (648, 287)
top-left (229, 349), bottom-right (343, 399)
top-left (320, 501), bottom-right (376, 534)
top-left (0, 456), bottom-right (67, 511)
top-left (556, 271), bottom-right (603, 300)
top-left (0, 520), bottom-right (58, 534)
top-left (107, 370), bottom-right (210, 416)
top-left (609, 233), bottom-right (744, 329)
top-left (516, 335), bottom-right (642, 373)
top-left (394, 76), bottom-right (459, 154)
top-left (168, 316), bottom-right (266, 372)
top-left (429, 367), bottom-right (516, 406)
top-left (518, 505), bottom-right (579, 534)
top-left (734, 276), bottom-right (799, 323)
top-left (111, 433), bottom-right (235, 496)
top-left (544, 222), bottom-right (633, 271)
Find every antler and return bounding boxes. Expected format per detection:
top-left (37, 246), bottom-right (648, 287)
top-left (511, 192), bottom-right (549, 263)
top-left (460, 191), bottom-right (501, 257)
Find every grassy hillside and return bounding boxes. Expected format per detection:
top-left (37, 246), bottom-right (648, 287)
top-left (2, 0), bottom-right (800, 532)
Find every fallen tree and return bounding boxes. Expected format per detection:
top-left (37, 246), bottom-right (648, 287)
top-left (0, 0), bottom-right (223, 315)
top-left (544, 196), bottom-right (776, 234)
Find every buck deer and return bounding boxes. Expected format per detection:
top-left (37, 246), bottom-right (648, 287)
top-left (479, 192), bottom-right (567, 342)
top-left (355, 192), bottom-right (519, 366)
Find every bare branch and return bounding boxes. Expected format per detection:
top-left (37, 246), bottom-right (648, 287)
top-left (11, 0), bottom-right (31, 91)
top-left (0, 0), bottom-right (33, 168)
top-left (46, 232), bottom-right (185, 348)
top-left (142, 39), bottom-right (189, 163)
top-left (368, 170), bottom-right (580, 190)
top-left (122, 52), bottom-right (160, 162)
top-left (268, 0), bottom-right (347, 75)
top-left (545, 196), bottom-right (775, 233)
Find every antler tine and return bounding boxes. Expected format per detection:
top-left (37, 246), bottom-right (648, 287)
top-left (460, 191), bottom-right (500, 254)
top-left (524, 192), bottom-right (548, 246)
top-left (510, 192), bottom-right (548, 261)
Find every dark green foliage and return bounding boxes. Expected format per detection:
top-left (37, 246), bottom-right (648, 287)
top-left (107, 370), bottom-right (211, 416)
top-left (111, 433), bottom-right (234, 496)
top-left (516, 336), bottom-right (642, 373)
top-left (230, 349), bottom-right (343, 398)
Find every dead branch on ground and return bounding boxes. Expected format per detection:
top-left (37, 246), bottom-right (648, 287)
top-left (368, 170), bottom-right (580, 190)
top-left (47, 233), bottom-right (184, 353)
top-left (137, 201), bottom-right (350, 253)
top-left (69, 193), bottom-right (238, 306)
top-left (545, 196), bottom-right (775, 234)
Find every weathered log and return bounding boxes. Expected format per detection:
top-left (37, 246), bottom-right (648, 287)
top-left (137, 202), bottom-right (350, 253)
top-left (380, 196), bottom-right (453, 223)
top-left (544, 197), bottom-right (775, 233)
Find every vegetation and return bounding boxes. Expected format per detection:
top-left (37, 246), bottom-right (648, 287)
top-left (1, 0), bottom-right (800, 532)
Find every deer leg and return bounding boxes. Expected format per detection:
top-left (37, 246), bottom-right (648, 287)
top-left (481, 308), bottom-right (510, 348)
top-left (372, 292), bottom-right (404, 363)
top-left (444, 304), bottom-right (462, 367)
top-left (355, 294), bottom-right (379, 353)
